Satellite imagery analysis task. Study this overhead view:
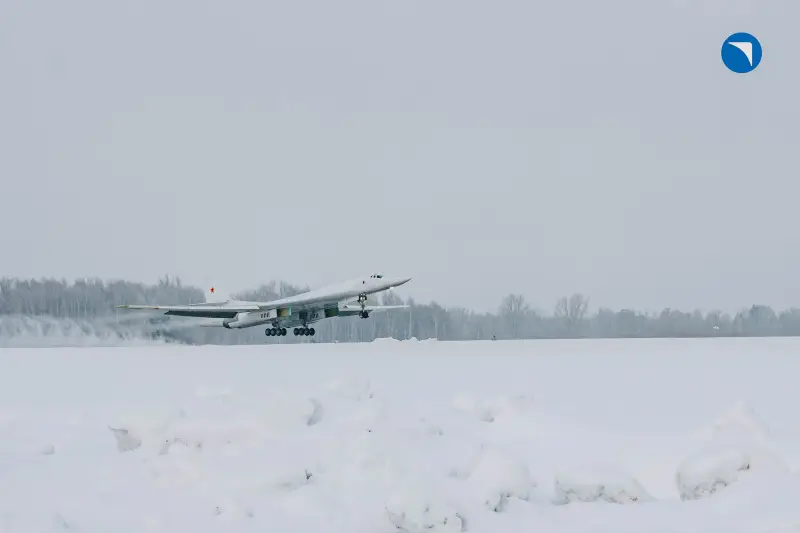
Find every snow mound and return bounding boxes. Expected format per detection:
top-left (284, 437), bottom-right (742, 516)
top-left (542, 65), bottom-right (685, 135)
top-left (7, 340), bottom-right (800, 532)
top-left (678, 401), bottom-right (790, 500)
top-left (553, 466), bottom-right (654, 504)
top-left (465, 447), bottom-right (536, 511)
top-left (385, 482), bottom-right (466, 533)
top-left (676, 444), bottom-right (788, 500)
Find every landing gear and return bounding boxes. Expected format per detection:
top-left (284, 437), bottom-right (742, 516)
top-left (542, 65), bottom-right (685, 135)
top-left (357, 293), bottom-right (369, 319)
top-left (293, 327), bottom-right (315, 336)
top-left (265, 328), bottom-right (287, 336)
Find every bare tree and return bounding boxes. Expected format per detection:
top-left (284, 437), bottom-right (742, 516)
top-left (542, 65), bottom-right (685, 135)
top-left (554, 293), bottom-right (589, 337)
top-left (499, 293), bottom-right (529, 338)
top-left (5, 275), bottom-right (800, 344)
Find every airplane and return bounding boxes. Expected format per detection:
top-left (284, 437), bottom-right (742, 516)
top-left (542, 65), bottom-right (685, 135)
top-left (116, 274), bottom-right (412, 337)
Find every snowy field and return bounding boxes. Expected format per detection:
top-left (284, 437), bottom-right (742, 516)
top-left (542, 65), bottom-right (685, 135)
top-left (2, 337), bottom-right (800, 533)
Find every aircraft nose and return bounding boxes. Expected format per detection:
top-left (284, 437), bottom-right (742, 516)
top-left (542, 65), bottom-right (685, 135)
top-left (395, 277), bottom-right (412, 287)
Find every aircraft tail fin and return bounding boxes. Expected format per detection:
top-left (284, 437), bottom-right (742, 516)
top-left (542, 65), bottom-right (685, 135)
top-left (205, 286), bottom-right (230, 303)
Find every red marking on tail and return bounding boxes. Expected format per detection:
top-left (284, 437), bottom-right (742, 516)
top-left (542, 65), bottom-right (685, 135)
top-left (210, 287), bottom-right (215, 294)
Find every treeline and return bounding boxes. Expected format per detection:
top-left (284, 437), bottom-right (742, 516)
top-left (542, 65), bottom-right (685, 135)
top-left (2, 276), bottom-right (800, 344)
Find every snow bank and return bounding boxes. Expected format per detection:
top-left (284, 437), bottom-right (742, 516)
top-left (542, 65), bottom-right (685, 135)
top-left (676, 445), bottom-right (787, 500)
top-left (385, 483), bottom-right (466, 533)
top-left (464, 447), bottom-right (537, 511)
top-left (5, 340), bottom-right (800, 533)
top-left (553, 466), bottom-right (654, 504)
top-left (678, 402), bottom-right (789, 500)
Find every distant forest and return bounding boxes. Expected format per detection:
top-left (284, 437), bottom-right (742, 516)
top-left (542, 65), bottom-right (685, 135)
top-left (2, 276), bottom-right (800, 344)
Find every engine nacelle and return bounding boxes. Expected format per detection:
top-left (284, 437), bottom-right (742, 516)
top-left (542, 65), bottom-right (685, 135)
top-left (222, 312), bottom-right (252, 329)
top-left (222, 310), bottom-right (276, 329)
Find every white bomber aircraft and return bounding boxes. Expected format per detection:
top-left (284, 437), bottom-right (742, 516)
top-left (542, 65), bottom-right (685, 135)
top-left (117, 274), bottom-right (411, 337)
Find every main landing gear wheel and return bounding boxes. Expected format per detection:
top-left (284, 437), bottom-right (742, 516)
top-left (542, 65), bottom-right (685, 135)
top-left (357, 292), bottom-right (369, 319)
top-left (265, 328), bottom-right (287, 336)
top-left (293, 327), bottom-right (315, 336)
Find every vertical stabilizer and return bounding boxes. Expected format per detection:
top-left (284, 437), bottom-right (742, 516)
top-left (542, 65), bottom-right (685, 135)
top-left (204, 286), bottom-right (230, 303)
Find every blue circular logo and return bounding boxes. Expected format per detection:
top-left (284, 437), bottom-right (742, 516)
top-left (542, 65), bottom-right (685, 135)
top-left (721, 32), bottom-right (762, 73)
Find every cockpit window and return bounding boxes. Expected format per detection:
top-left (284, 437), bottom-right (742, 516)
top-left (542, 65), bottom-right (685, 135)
top-left (370, 274), bottom-right (384, 279)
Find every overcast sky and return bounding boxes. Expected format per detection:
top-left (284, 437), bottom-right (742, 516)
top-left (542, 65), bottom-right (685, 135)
top-left (1, 0), bottom-right (798, 313)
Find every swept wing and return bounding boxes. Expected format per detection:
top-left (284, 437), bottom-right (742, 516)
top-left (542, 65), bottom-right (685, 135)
top-left (117, 302), bottom-right (261, 319)
top-left (338, 303), bottom-right (409, 316)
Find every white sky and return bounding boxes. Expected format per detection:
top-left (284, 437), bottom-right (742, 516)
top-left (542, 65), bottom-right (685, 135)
top-left (1, 0), bottom-right (798, 313)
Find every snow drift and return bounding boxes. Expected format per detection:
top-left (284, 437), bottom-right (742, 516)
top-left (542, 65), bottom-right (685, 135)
top-left (3, 339), bottom-right (800, 533)
top-left (677, 401), bottom-right (790, 500)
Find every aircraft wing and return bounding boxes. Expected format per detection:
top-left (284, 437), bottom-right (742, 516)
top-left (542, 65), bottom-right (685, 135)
top-left (117, 297), bottom-right (409, 320)
top-left (117, 303), bottom-right (261, 319)
top-left (338, 303), bottom-right (409, 316)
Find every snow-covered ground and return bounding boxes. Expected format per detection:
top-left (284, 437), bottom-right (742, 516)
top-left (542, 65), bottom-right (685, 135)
top-left (3, 337), bottom-right (800, 533)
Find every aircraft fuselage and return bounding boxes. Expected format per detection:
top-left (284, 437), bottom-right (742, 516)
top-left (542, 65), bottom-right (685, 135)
top-left (220, 274), bottom-right (410, 330)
